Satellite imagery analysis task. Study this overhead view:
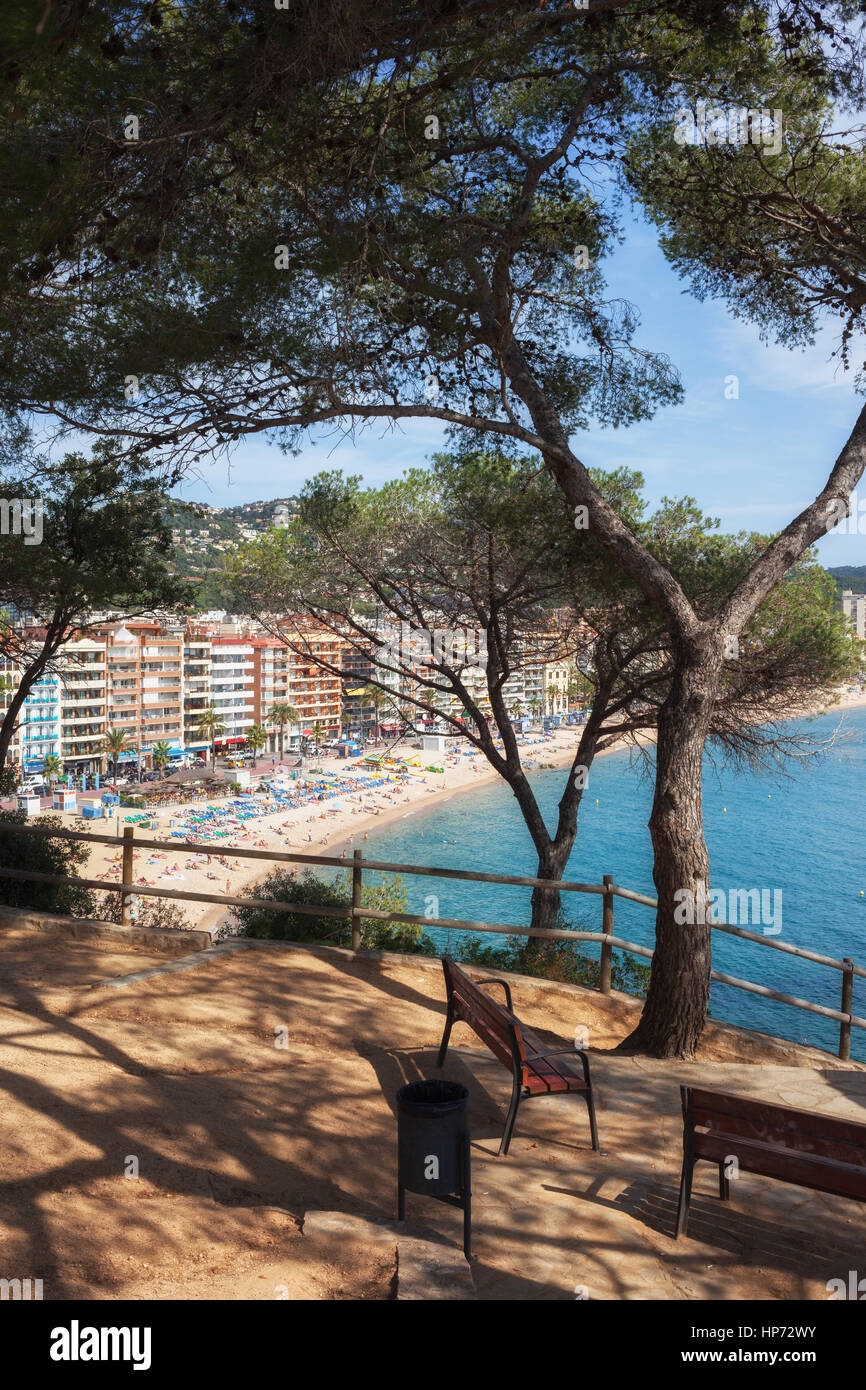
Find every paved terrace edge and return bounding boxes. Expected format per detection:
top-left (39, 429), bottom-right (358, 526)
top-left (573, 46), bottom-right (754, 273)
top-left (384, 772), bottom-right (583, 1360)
top-left (1, 906), bottom-right (862, 1071)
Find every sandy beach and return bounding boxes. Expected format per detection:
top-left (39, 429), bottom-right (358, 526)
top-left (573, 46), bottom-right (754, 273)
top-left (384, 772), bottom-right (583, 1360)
top-left (65, 727), bottom-right (601, 932)
top-left (47, 682), bottom-right (866, 933)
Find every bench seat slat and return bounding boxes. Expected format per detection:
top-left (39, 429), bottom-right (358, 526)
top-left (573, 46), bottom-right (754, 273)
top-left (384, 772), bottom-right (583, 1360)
top-left (693, 1130), bottom-right (866, 1201)
top-left (690, 1086), bottom-right (866, 1153)
top-left (521, 1025), bottom-right (587, 1093)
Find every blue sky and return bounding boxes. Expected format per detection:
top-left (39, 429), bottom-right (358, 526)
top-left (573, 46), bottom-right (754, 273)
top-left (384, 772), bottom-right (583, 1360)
top-left (174, 210), bottom-right (866, 570)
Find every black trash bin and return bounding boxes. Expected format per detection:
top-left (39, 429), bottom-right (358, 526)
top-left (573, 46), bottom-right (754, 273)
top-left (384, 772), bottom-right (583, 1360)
top-left (396, 1078), bottom-right (471, 1257)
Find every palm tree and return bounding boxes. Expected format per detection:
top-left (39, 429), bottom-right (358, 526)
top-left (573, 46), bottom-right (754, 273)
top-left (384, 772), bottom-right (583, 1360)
top-left (42, 753), bottom-right (62, 785)
top-left (103, 729), bottom-right (129, 784)
top-left (152, 740), bottom-right (173, 777)
top-left (266, 701), bottom-right (299, 759)
top-left (358, 683), bottom-right (393, 742)
top-left (566, 670), bottom-right (591, 711)
top-left (246, 724), bottom-right (267, 761)
top-left (195, 703), bottom-right (227, 772)
top-left (312, 719), bottom-right (323, 753)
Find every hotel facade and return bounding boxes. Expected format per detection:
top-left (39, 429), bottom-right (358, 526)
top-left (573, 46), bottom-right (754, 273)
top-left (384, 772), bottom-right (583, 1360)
top-left (3, 617), bottom-right (345, 776)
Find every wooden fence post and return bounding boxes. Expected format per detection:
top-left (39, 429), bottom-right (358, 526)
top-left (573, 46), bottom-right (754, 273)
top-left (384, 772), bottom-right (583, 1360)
top-left (600, 874), bottom-right (613, 995)
top-left (351, 849), bottom-right (363, 951)
top-left (839, 957), bottom-right (854, 1060)
top-left (121, 826), bottom-right (135, 926)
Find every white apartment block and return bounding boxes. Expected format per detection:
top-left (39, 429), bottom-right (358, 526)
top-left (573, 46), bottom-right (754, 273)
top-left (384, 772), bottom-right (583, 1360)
top-left (209, 638), bottom-right (256, 749)
top-left (183, 634), bottom-right (212, 754)
top-left (58, 638), bottom-right (108, 772)
top-left (842, 589), bottom-right (866, 640)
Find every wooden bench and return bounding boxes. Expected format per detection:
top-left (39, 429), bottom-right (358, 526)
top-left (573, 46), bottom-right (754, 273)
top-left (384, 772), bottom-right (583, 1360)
top-left (677, 1084), bottom-right (866, 1237)
top-left (436, 955), bottom-right (599, 1156)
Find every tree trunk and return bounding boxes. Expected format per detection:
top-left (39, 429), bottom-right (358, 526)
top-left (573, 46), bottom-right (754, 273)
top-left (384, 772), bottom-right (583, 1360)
top-left (0, 659), bottom-right (49, 768)
top-left (623, 645), bottom-right (722, 1058)
top-left (529, 834), bottom-right (575, 936)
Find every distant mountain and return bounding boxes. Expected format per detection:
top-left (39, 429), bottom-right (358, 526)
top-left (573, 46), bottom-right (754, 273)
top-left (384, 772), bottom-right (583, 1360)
top-left (825, 565), bottom-right (866, 596)
top-left (162, 496), bottom-right (299, 608)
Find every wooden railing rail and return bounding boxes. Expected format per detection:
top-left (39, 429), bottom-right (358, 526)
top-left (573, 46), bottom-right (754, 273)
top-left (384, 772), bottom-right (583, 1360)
top-left (0, 821), bottom-right (860, 1057)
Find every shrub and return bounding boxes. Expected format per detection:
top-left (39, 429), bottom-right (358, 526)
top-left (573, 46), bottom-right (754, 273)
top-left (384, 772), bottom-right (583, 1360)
top-left (232, 868), bottom-right (436, 953)
top-left (232, 873), bottom-right (649, 995)
top-left (94, 891), bottom-right (191, 932)
top-left (0, 811), bottom-right (94, 917)
top-left (454, 912), bottom-right (651, 997)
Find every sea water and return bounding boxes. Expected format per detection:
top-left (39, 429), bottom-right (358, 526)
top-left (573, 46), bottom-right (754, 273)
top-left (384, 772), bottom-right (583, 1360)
top-left (360, 709), bottom-right (866, 1058)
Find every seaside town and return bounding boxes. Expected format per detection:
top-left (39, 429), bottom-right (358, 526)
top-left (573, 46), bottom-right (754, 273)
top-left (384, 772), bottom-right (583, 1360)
top-left (4, 0), bottom-right (866, 1346)
top-left (0, 601), bottom-right (591, 927)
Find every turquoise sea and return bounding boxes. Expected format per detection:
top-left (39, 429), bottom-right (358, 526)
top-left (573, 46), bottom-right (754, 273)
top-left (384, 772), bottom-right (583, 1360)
top-left (359, 708), bottom-right (866, 1059)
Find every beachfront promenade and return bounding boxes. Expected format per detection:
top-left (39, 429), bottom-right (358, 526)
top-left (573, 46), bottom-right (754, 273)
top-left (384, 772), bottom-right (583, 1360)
top-left (0, 928), bottom-right (863, 1300)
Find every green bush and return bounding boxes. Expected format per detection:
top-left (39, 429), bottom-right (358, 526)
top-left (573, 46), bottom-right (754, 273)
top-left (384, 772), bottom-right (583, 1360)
top-left (232, 868), bottom-right (436, 953)
top-left (0, 811), bottom-right (94, 917)
top-left (94, 891), bottom-right (191, 932)
top-left (231, 870), bottom-right (650, 996)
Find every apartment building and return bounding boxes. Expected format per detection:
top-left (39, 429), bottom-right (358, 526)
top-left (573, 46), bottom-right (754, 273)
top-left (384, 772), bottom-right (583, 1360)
top-left (58, 637), bottom-right (108, 775)
top-left (183, 632), bottom-right (212, 755)
top-left (284, 629), bottom-right (342, 739)
top-left (209, 636), bottom-right (256, 749)
top-left (250, 638), bottom-right (297, 752)
top-left (18, 672), bottom-right (62, 772)
top-left (341, 638), bottom-right (403, 737)
top-left (93, 621), bottom-right (185, 768)
top-left (842, 589), bottom-right (866, 640)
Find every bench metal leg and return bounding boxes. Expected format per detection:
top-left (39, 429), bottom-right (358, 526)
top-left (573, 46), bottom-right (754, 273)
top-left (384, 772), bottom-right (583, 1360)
top-left (436, 1010), bottom-right (453, 1069)
top-left (719, 1164), bottom-right (731, 1202)
top-left (500, 1077), bottom-right (522, 1156)
top-left (584, 1088), bottom-right (600, 1152)
top-left (675, 1154), bottom-right (695, 1238)
top-left (461, 1136), bottom-right (472, 1260)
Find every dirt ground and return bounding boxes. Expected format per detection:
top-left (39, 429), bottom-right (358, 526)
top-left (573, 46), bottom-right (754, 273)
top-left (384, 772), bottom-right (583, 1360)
top-left (0, 927), bottom-right (864, 1300)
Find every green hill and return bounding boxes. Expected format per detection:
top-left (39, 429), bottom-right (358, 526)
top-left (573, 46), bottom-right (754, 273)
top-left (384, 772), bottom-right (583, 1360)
top-left (163, 496), bottom-right (299, 609)
top-left (825, 566), bottom-right (866, 597)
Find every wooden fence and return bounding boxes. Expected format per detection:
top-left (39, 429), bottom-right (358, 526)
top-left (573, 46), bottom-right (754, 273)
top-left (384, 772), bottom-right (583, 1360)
top-left (0, 820), bottom-right (862, 1059)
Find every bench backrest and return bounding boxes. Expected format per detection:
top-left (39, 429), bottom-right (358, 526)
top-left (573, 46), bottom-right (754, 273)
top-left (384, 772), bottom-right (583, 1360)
top-left (442, 955), bottom-right (525, 1076)
top-left (682, 1085), bottom-right (866, 1168)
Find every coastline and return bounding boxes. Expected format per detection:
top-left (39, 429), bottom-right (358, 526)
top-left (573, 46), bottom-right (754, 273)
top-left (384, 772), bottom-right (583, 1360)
top-left (63, 685), bottom-right (866, 934)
